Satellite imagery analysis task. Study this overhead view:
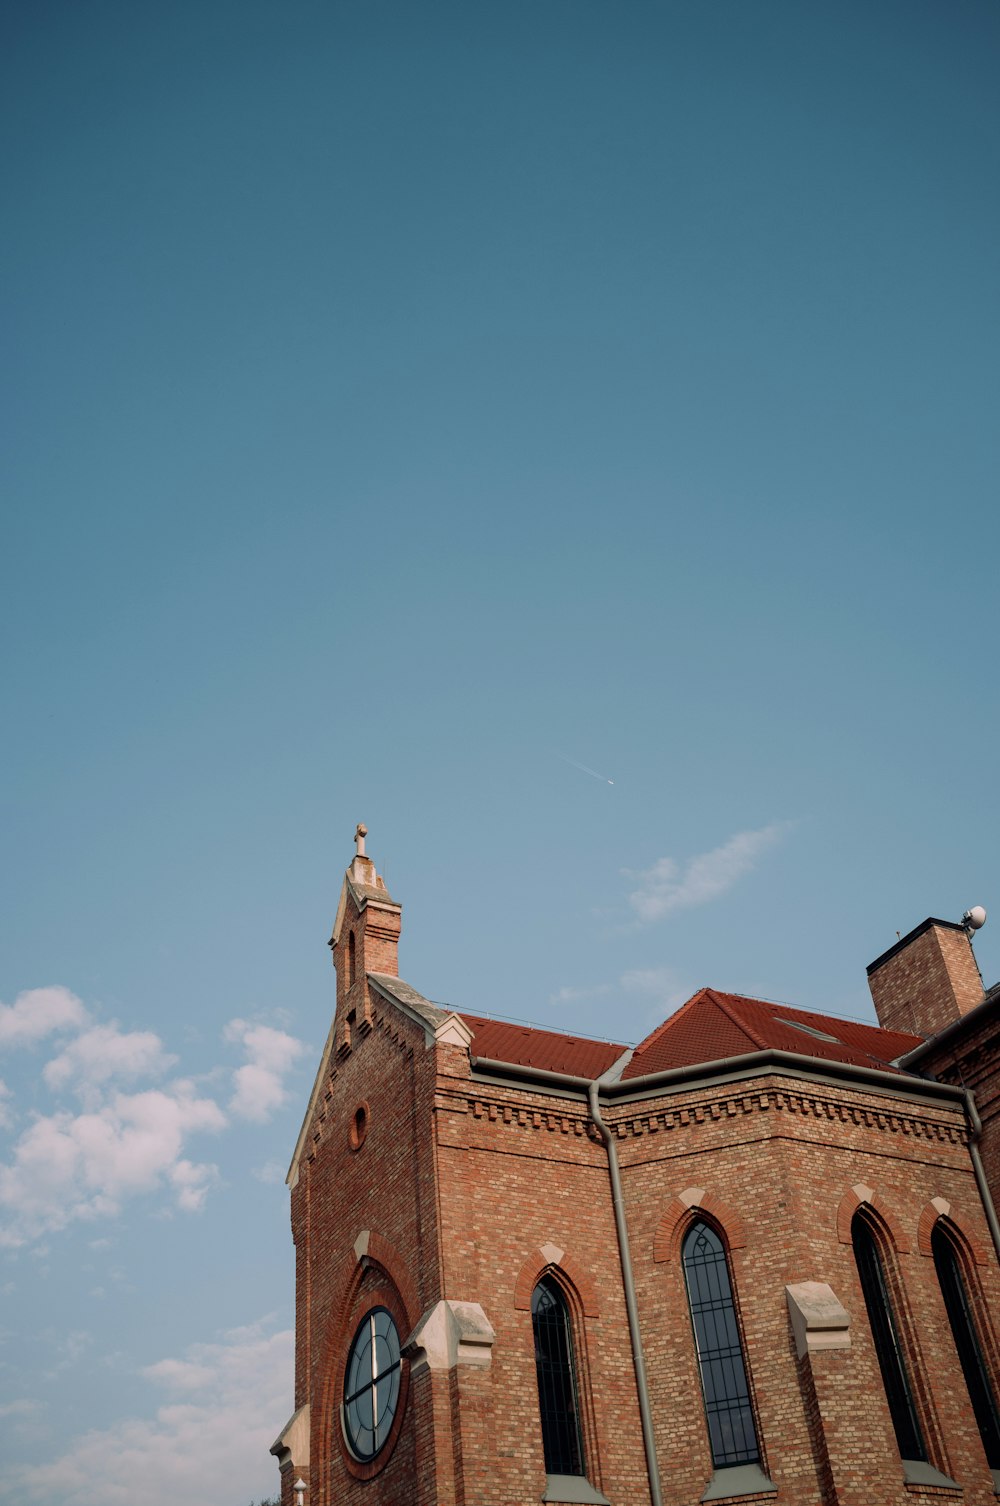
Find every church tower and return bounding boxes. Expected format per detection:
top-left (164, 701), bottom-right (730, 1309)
top-left (328, 822), bottom-right (402, 1050)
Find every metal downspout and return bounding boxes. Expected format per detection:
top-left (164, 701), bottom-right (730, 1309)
top-left (961, 1088), bottom-right (1000, 1266)
top-left (587, 1076), bottom-right (664, 1506)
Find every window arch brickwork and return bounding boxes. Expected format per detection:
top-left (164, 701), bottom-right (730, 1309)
top-left (514, 1245), bottom-right (600, 1317)
top-left (836, 1182), bottom-right (910, 1252)
top-left (653, 1186), bottom-right (747, 1264)
top-left (350, 1228), bottom-right (419, 1329)
top-left (319, 1237), bottom-right (417, 1494)
top-left (917, 1198), bottom-right (988, 1266)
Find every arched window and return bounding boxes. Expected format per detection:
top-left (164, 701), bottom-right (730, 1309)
top-left (852, 1213), bottom-right (926, 1463)
top-left (681, 1221), bottom-right (760, 1469)
top-left (348, 930), bottom-right (356, 988)
top-left (532, 1276), bottom-right (584, 1477)
top-left (932, 1223), bottom-right (1000, 1469)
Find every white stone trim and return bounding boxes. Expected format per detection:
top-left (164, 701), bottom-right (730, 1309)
top-left (270, 1403), bottom-right (310, 1467)
top-left (785, 1280), bottom-right (850, 1359)
top-left (403, 1300), bottom-right (495, 1375)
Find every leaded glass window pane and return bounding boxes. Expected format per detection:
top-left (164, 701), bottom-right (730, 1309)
top-left (532, 1277), bottom-right (584, 1476)
top-left (852, 1216), bottom-right (926, 1462)
top-left (342, 1307), bottom-right (402, 1461)
top-left (681, 1222), bottom-right (760, 1469)
top-left (933, 1226), bottom-right (1000, 1468)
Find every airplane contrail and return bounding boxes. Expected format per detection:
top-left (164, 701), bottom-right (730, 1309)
top-left (555, 752), bottom-right (614, 785)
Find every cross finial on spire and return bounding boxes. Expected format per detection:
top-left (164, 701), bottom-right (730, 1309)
top-left (354, 822), bottom-right (368, 858)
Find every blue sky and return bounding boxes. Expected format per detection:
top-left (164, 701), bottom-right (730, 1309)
top-left (2, 3), bottom-right (999, 1501)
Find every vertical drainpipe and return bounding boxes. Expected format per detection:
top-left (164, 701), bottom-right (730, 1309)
top-left (587, 1075), bottom-right (664, 1506)
top-left (961, 1088), bottom-right (1000, 1266)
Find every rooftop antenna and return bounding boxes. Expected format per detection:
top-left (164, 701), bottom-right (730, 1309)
top-left (963, 905), bottom-right (987, 934)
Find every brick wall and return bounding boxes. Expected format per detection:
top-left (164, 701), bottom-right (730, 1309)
top-left (282, 885), bottom-right (1000, 1506)
top-left (608, 1072), bottom-right (997, 1505)
top-left (914, 1010), bottom-right (1000, 1226)
top-left (868, 922), bottom-right (984, 1038)
top-left (291, 885), bottom-right (443, 1506)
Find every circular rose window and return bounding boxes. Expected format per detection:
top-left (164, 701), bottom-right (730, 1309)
top-left (342, 1307), bottom-right (402, 1461)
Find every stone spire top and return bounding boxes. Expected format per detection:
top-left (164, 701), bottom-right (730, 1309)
top-left (329, 825), bottom-right (401, 992)
top-left (343, 820), bottom-right (389, 899)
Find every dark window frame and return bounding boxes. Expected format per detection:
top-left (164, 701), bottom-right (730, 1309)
top-left (852, 1212), bottom-right (927, 1463)
top-left (932, 1221), bottom-right (1000, 1469)
top-left (681, 1219), bottom-right (762, 1471)
top-left (341, 1305), bottom-right (403, 1463)
top-left (531, 1275), bottom-right (586, 1477)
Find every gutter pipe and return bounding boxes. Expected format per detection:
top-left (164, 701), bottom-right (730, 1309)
top-left (471, 1047), bottom-right (968, 1107)
top-left (897, 988), bottom-right (998, 1070)
top-left (961, 1089), bottom-right (1000, 1267)
top-left (465, 1057), bottom-right (664, 1504)
top-left (587, 1074), bottom-right (664, 1506)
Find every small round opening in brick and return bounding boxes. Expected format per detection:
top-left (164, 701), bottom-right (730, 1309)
top-left (349, 1102), bottom-right (369, 1151)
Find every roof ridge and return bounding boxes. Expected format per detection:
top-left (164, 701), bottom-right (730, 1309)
top-left (706, 988), bottom-right (769, 1051)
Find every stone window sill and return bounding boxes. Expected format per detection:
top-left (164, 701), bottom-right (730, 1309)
top-left (701, 1464), bottom-right (777, 1501)
top-left (902, 1459), bottom-right (961, 1491)
top-left (542, 1475), bottom-right (611, 1504)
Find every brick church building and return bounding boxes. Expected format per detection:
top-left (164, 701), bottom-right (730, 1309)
top-left (271, 828), bottom-right (1000, 1506)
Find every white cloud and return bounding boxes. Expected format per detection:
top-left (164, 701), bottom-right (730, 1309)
top-left (44, 1024), bottom-right (177, 1106)
top-left (2, 1320), bottom-right (293, 1506)
top-left (620, 966), bottom-right (692, 1029)
top-left (625, 822), bottom-right (790, 924)
top-left (41, 1329), bottom-right (92, 1379)
top-left (0, 1398), bottom-right (41, 1419)
top-left (225, 1020), bottom-right (306, 1123)
top-left (0, 1085), bottom-right (226, 1248)
top-left (167, 1157), bottom-right (219, 1213)
top-left (0, 988), bottom-right (306, 1248)
top-left (548, 983), bottom-right (612, 1006)
top-left (0, 988), bottom-right (89, 1049)
top-left (549, 966), bottom-right (692, 1038)
top-left (253, 1158), bottom-right (287, 1185)
top-left (141, 1357), bottom-right (215, 1392)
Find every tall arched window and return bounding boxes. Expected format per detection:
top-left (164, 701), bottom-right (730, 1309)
top-left (852, 1213), bottom-right (926, 1463)
top-left (348, 930), bottom-right (356, 988)
top-left (932, 1223), bottom-right (1000, 1469)
top-left (531, 1276), bottom-right (584, 1477)
top-left (681, 1221), bottom-right (761, 1469)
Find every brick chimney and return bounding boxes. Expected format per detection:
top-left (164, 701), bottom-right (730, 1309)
top-left (328, 824), bottom-right (401, 1037)
top-left (867, 917), bottom-right (985, 1039)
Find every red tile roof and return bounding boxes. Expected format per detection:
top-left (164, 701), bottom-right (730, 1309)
top-left (459, 991), bottom-right (923, 1086)
top-left (620, 988), bottom-right (923, 1081)
top-left (460, 1014), bottom-right (626, 1080)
